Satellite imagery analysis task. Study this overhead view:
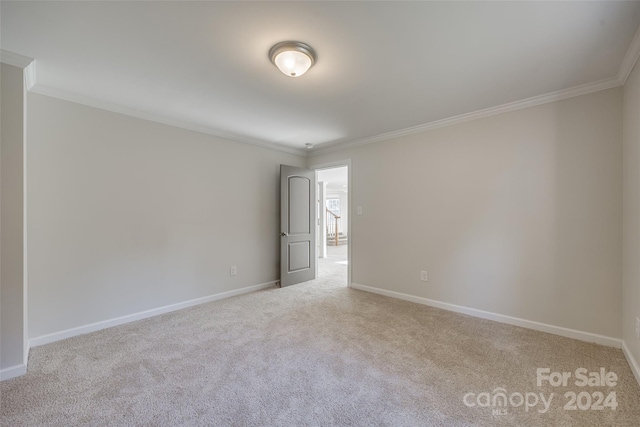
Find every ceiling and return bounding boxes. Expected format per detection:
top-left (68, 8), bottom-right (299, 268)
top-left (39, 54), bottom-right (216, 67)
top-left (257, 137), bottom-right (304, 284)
top-left (318, 167), bottom-right (348, 192)
top-left (2, 1), bottom-right (640, 155)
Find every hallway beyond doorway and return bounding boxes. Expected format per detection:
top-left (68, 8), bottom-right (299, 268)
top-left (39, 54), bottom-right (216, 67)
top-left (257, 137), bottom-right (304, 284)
top-left (315, 162), bottom-right (350, 287)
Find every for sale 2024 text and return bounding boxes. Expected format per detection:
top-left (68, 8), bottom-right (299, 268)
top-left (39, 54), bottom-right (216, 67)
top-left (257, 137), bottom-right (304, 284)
top-left (537, 368), bottom-right (618, 411)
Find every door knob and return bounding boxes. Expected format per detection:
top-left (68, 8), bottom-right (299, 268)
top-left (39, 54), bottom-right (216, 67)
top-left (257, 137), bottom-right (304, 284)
top-left (280, 232), bottom-right (289, 237)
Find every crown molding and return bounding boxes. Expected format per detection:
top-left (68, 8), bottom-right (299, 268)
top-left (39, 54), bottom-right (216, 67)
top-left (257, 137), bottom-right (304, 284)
top-left (14, 20), bottom-right (640, 160)
top-left (1, 50), bottom-right (37, 91)
top-left (310, 76), bottom-right (622, 156)
top-left (30, 85), bottom-right (308, 157)
top-left (24, 61), bottom-right (37, 91)
top-left (0, 50), bottom-right (34, 68)
top-left (311, 24), bottom-right (640, 157)
top-left (618, 24), bottom-right (640, 85)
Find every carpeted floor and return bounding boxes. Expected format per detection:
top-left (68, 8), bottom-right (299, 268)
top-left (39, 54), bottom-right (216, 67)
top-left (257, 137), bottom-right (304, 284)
top-left (2, 248), bottom-right (639, 426)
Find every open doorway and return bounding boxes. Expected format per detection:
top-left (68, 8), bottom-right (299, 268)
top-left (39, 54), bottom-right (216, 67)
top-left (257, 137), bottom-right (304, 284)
top-left (314, 163), bottom-right (350, 287)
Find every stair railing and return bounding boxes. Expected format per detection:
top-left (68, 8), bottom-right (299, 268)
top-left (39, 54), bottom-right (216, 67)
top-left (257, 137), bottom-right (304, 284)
top-left (326, 207), bottom-right (340, 246)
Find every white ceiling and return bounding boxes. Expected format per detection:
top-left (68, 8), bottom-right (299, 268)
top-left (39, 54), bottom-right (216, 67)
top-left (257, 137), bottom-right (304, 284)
top-left (318, 167), bottom-right (348, 192)
top-left (2, 1), bottom-right (640, 154)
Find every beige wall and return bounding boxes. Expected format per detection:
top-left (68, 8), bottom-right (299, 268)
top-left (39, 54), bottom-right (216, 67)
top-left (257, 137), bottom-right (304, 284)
top-left (27, 93), bottom-right (305, 339)
top-left (623, 60), bottom-right (640, 369)
top-left (0, 63), bottom-right (26, 372)
top-left (15, 71), bottom-right (636, 367)
top-left (310, 88), bottom-right (623, 338)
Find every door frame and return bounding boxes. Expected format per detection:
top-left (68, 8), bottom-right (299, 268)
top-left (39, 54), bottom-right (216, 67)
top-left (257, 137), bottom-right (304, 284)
top-left (309, 159), bottom-right (352, 288)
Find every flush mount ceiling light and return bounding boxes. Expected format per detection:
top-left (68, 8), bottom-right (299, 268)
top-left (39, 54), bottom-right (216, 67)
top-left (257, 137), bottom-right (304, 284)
top-left (269, 41), bottom-right (316, 77)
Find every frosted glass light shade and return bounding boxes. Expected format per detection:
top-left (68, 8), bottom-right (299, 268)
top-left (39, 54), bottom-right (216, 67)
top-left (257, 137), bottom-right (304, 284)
top-left (269, 41), bottom-right (316, 78)
top-left (274, 50), bottom-right (312, 77)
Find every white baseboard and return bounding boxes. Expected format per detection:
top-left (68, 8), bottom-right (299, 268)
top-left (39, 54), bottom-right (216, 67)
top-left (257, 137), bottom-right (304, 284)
top-left (351, 283), bottom-right (622, 349)
top-left (622, 340), bottom-right (640, 387)
top-left (29, 281), bottom-right (277, 348)
top-left (0, 363), bottom-right (27, 381)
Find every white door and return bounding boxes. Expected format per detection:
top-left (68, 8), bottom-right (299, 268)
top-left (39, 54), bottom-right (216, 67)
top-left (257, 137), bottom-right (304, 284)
top-left (280, 165), bottom-right (316, 287)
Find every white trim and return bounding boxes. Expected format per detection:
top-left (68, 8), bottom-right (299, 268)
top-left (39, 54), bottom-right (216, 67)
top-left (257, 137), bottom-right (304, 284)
top-left (311, 25), bottom-right (640, 156)
top-left (29, 85), bottom-right (307, 157)
top-left (310, 159), bottom-right (353, 288)
top-left (622, 341), bottom-right (640, 387)
top-left (29, 281), bottom-right (277, 348)
top-left (351, 283), bottom-right (622, 348)
top-left (23, 60), bottom-right (30, 368)
top-left (310, 159), bottom-right (353, 170)
top-left (0, 364), bottom-right (27, 381)
top-left (618, 24), bottom-right (640, 85)
top-left (310, 77), bottom-right (621, 156)
top-left (20, 27), bottom-right (638, 159)
top-left (0, 50), bottom-right (34, 69)
top-left (0, 58), bottom-right (33, 383)
top-left (24, 61), bottom-right (36, 91)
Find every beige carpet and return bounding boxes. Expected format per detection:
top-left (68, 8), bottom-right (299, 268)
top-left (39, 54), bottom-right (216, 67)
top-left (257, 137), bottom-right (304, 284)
top-left (2, 254), bottom-right (639, 426)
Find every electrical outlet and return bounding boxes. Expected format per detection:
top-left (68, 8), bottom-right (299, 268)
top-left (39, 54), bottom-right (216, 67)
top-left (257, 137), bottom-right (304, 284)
top-left (230, 265), bottom-right (237, 276)
top-left (636, 317), bottom-right (640, 339)
top-left (420, 271), bottom-right (428, 282)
